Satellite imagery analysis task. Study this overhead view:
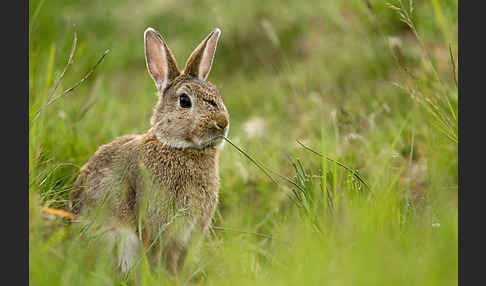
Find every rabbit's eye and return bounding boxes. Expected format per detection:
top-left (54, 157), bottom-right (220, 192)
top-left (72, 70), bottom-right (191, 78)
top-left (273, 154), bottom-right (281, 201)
top-left (203, 99), bottom-right (218, 109)
top-left (179, 94), bottom-right (192, 108)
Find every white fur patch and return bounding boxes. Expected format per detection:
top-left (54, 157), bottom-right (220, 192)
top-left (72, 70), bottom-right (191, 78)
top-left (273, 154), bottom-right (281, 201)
top-left (215, 127), bottom-right (229, 149)
top-left (180, 220), bottom-right (196, 245)
top-left (155, 126), bottom-right (229, 150)
top-left (117, 228), bottom-right (141, 275)
top-left (155, 132), bottom-right (197, 149)
top-left (162, 138), bottom-right (198, 149)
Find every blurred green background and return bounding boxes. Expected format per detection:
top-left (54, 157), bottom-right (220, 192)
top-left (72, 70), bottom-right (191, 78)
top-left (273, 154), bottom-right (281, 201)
top-left (29, 0), bottom-right (458, 285)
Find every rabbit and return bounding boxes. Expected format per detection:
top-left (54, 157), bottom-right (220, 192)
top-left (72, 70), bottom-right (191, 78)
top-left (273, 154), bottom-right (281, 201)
top-left (68, 27), bottom-right (228, 277)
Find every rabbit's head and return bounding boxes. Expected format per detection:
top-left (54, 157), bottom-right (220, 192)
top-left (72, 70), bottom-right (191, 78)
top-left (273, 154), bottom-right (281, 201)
top-left (144, 27), bottom-right (229, 150)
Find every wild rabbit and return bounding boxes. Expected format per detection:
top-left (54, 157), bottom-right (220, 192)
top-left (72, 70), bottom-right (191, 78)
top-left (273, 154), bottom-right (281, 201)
top-left (69, 27), bottom-right (228, 276)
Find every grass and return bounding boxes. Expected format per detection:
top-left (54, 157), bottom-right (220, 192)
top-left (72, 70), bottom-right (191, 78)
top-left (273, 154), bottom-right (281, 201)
top-left (29, 0), bottom-right (458, 285)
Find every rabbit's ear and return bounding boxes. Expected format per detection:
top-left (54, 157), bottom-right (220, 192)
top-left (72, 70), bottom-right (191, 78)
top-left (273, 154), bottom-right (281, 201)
top-left (144, 28), bottom-right (180, 91)
top-left (183, 28), bottom-right (221, 81)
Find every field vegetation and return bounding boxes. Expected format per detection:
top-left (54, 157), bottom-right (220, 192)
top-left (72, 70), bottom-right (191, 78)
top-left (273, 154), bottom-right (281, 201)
top-left (29, 0), bottom-right (458, 285)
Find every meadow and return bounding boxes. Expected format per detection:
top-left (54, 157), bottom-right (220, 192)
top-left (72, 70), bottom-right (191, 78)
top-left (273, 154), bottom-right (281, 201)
top-left (29, 0), bottom-right (458, 285)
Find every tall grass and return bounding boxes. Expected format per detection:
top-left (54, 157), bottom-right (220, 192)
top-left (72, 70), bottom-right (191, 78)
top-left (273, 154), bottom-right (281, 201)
top-left (29, 0), bottom-right (457, 285)
top-left (386, 0), bottom-right (458, 143)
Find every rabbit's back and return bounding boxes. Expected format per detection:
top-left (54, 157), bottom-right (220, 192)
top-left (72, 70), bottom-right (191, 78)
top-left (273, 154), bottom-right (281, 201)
top-left (70, 134), bottom-right (142, 218)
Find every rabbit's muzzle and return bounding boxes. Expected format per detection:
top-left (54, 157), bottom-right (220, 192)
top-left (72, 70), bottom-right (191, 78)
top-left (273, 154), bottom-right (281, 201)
top-left (213, 112), bottom-right (229, 130)
top-left (198, 112), bottom-right (229, 149)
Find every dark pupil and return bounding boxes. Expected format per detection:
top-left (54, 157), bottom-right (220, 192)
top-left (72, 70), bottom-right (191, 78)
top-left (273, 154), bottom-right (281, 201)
top-left (179, 94), bottom-right (191, 108)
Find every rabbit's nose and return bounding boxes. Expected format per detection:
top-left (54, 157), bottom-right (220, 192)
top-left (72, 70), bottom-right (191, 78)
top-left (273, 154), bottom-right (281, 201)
top-left (214, 113), bottom-right (228, 130)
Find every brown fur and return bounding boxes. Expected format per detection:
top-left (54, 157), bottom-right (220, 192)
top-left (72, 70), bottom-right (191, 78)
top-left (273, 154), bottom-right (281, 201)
top-left (69, 27), bottom-right (227, 276)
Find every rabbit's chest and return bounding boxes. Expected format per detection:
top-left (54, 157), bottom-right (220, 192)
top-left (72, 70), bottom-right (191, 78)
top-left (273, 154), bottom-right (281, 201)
top-left (140, 174), bottom-right (219, 244)
top-left (138, 145), bottom-right (220, 239)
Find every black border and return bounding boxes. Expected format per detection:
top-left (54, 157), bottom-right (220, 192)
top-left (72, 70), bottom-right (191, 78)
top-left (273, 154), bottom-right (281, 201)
top-left (8, 0), bottom-right (28, 284)
top-left (459, 1), bottom-right (484, 285)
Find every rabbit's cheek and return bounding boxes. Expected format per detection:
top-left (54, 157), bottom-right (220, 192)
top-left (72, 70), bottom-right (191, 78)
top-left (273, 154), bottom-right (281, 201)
top-left (190, 122), bottom-right (206, 138)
